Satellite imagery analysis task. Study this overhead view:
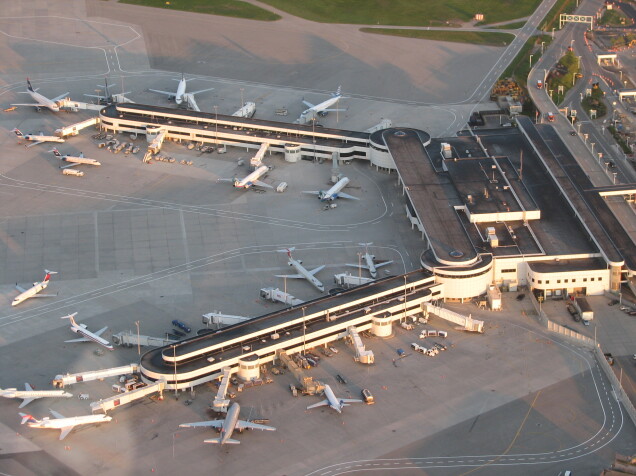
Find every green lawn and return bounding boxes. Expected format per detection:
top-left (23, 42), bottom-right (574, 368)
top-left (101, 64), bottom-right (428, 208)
top-left (361, 28), bottom-right (514, 46)
top-left (118, 0), bottom-right (281, 21)
top-left (258, 0), bottom-right (541, 26)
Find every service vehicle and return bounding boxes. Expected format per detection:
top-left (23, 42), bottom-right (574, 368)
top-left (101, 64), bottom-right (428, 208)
top-left (171, 319), bottom-right (191, 333)
top-left (361, 388), bottom-right (374, 404)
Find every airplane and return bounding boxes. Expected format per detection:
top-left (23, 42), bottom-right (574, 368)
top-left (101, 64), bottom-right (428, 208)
top-left (148, 73), bottom-right (214, 107)
top-left (84, 78), bottom-right (131, 105)
top-left (306, 384), bottom-right (363, 414)
top-left (12, 128), bottom-right (65, 147)
top-left (12, 270), bottom-right (58, 306)
top-left (303, 176), bottom-right (359, 202)
top-left (179, 402), bottom-right (275, 445)
top-left (19, 410), bottom-right (112, 440)
top-left (347, 242), bottom-right (393, 279)
top-left (295, 86), bottom-right (347, 124)
top-left (0, 383), bottom-right (72, 408)
top-left (217, 164), bottom-right (272, 189)
top-left (61, 312), bottom-right (114, 350)
top-left (275, 247), bottom-right (325, 293)
top-left (11, 78), bottom-right (70, 112)
top-left (50, 148), bottom-right (101, 169)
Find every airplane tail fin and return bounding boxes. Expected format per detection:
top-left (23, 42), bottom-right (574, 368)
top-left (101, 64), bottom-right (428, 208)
top-left (19, 413), bottom-right (37, 425)
top-left (204, 438), bottom-right (240, 445)
top-left (44, 270), bottom-right (57, 281)
top-left (276, 247), bottom-right (295, 258)
top-left (12, 128), bottom-right (23, 137)
top-left (26, 78), bottom-right (34, 92)
top-left (60, 312), bottom-right (79, 327)
top-left (334, 85), bottom-right (342, 97)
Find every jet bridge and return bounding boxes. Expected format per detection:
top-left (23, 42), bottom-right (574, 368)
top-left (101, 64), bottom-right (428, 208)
top-left (423, 303), bottom-right (484, 333)
top-left (260, 287), bottom-right (304, 306)
top-left (202, 311), bottom-right (251, 328)
top-left (90, 381), bottom-right (165, 414)
top-left (211, 367), bottom-right (232, 412)
top-left (53, 364), bottom-right (139, 388)
top-left (112, 331), bottom-right (177, 347)
top-left (347, 326), bottom-right (374, 364)
top-left (250, 142), bottom-right (269, 168)
top-left (54, 117), bottom-right (100, 137)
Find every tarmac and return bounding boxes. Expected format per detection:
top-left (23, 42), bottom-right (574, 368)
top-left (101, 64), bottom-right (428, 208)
top-left (0, 1), bottom-right (635, 475)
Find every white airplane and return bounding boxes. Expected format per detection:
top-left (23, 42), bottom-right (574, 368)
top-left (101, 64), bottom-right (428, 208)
top-left (275, 247), bottom-right (325, 293)
top-left (12, 270), bottom-right (58, 307)
top-left (62, 313), bottom-right (114, 350)
top-left (19, 410), bottom-right (112, 440)
top-left (217, 164), bottom-right (272, 189)
top-left (12, 128), bottom-right (65, 147)
top-left (347, 242), bottom-right (392, 279)
top-left (84, 78), bottom-right (131, 105)
top-left (11, 78), bottom-right (70, 112)
top-left (303, 176), bottom-right (359, 202)
top-left (296, 86), bottom-right (347, 124)
top-left (306, 384), bottom-right (363, 414)
top-left (50, 148), bottom-right (101, 169)
top-left (179, 402), bottom-right (276, 445)
top-left (0, 383), bottom-right (72, 408)
top-left (148, 73), bottom-right (214, 106)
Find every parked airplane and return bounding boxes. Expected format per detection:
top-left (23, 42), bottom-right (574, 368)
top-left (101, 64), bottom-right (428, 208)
top-left (19, 410), bottom-right (112, 440)
top-left (296, 86), bottom-right (347, 124)
top-left (179, 402), bottom-right (276, 445)
top-left (0, 383), bottom-right (72, 408)
top-left (347, 242), bottom-right (392, 278)
top-left (275, 247), bottom-right (325, 293)
top-left (303, 176), bottom-right (359, 202)
top-left (217, 165), bottom-right (272, 189)
top-left (148, 73), bottom-right (214, 106)
top-left (84, 78), bottom-right (131, 105)
top-left (50, 148), bottom-right (101, 169)
top-left (12, 128), bottom-right (64, 147)
top-left (11, 78), bottom-right (70, 112)
top-left (12, 270), bottom-right (57, 306)
top-left (306, 384), bottom-right (363, 413)
top-left (61, 312), bottom-right (114, 350)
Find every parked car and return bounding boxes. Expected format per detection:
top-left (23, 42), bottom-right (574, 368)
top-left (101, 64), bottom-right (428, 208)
top-left (319, 347), bottom-right (333, 357)
top-left (172, 319), bottom-right (191, 333)
top-left (329, 346), bottom-right (339, 354)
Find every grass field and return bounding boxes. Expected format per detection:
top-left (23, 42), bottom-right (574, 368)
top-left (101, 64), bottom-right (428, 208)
top-left (486, 21), bottom-right (527, 30)
top-left (118, 0), bottom-right (281, 21)
top-left (258, 0), bottom-right (541, 26)
top-left (360, 29), bottom-right (514, 47)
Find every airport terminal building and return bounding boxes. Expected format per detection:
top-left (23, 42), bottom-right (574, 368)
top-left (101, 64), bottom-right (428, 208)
top-left (99, 104), bottom-right (636, 304)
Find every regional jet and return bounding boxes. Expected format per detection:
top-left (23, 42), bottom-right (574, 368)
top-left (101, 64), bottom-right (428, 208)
top-left (148, 73), bottom-right (214, 110)
top-left (84, 78), bottom-right (131, 105)
top-left (303, 176), bottom-right (359, 201)
top-left (275, 247), bottom-right (325, 293)
top-left (11, 78), bottom-right (70, 112)
top-left (50, 148), bottom-right (101, 169)
top-left (306, 384), bottom-right (363, 414)
top-left (217, 164), bottom-right (272, 189)
top-left (0, 383), bottom-right (72, 408)
top-left (19, 410), bottom-right (112, 440)
top-left (295, 86), bottom-right (347, 124)
top-left (12, 128), bottom-right (65, 147)
top-left (346, 243), bottom-right (392, 278)
top-left (61, 313), bottom-right (114, 350)
top-left (12, 270), bottom-right (58, 306)
top-left (179, 402), bottom-right (276, 445)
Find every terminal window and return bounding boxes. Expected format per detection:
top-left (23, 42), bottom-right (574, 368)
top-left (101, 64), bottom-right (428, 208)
top-left (583, 278), bottom-right (587, 282)
top-left (590, 278), bottom-right (595, 281)
top-left (545, 280), bottom-right (550, 284)
top-left (557, 279), bottom-right (561, 284)
top-left (598, 277), bottom-right (603, 281)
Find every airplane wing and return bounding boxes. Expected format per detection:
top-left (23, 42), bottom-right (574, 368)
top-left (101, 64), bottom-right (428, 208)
top-left (308, 265), bottom-right (325, 276)
top-left (321, 108), bottom-right (347, 113)
top-left (252, 180), bottom-right (273, 189)
top-left (25, 383), bottom-right (34, 391)
top-left (148, 88), bottom-right (175, 97)
top-left (235, 420), bottom-right (276, 432)
top-left (65, 337), bottom-right (91, 343)
top-left (302, 99), bottom-right (316, 109)
top-left (301, 191), bottom-right (319, 195)
top-left (189, 87), bottom-right (215, 96)
top-left (51, 92), bottom-right (70, 102)
top-left (10, 103), bottom-right (47, 108)
top-left (29, 293), bottom-right (57, 298)
top-left (306, 399), bottom-right (329, 410)
top-left (50, 409), bottom-right (65, 419)
top-left (216, 178), bottom-right (234, 183)
top-left (58, 426), bottom-right (74, 440)
top-left (93, 326), bottom-right (108, 337)
top-left (204, 437), bottom-right (240, 444)
top-left (60, 163), bottom-right (80, 169)
top-left (274, 273), bottom-right (304, 279)
top-left (340, 398), bottom-right (363, 404)
top-left (15, 284), bottom-right (27, 293)
top-left (374, 260), bottom-right (393, 268)
top-left (19, 398), bottom-right (35, 408)
top-left (336, 192), bottom-right (359, 200)
top-left (346, 263), bottom-right (370, 270)
top-left (179, 420), bottom-right (224, 429)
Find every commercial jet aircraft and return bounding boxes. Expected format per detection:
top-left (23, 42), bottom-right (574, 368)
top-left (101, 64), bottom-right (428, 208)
top-left (275, 247), bottom-right (325, 293)
top-left (12, 78), bottom-right (70, 112)
top-left (303, 176), bottom-right (359, 201)
top-left (51, 148), bottom-right (101, 168)
top-left (19, 410), bottom-right (112, 440)
top-left (217, 164), bottom-right (272, 189)
top-left (0, 383), bottom-right (72, 408)
top-left (13, 270), bottom-right (57, 306)
top-left (296, 86), bottom-right (347, 124)
top-left (347, 243), bottom-right (392, 278)
top-left (306, 384), bottom-right (363, 413)
top-left (61, 313), bottom-right (114, 350)
top-left (12, 128), bottom-right (64, 147)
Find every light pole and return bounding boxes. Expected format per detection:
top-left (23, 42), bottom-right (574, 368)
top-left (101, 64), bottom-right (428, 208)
top-left (240, 88), bottom-right (244, 108)
top-left (214, 105), bottom-right (218, 145)
top-left (620, 71), bottom-right (623, 82)
top-left (541, 41), bottom-right (545, 54)
top-left (612, 172), bottom-right (617, 184)
top-left (135, 320), bottom-right (140, 356)
top-left (580, 92), bottom-right (583, 102)
top-left (357, 252), bottom-right (363, 284)
top-left (173, 344), bottom-right (178, 399)
top-left (302, 307), bottom-right (307, 355)
top-left (529, 54), bottom-right (534, 68)
top-left (577, 122), bottom-right (582, 134)
top-left (552, 28), bottom-right (555, 39)
top-left (570, 39), bottom-right (575, 49)
top-left (605, 161), bottom-right (610, 174)
top-left (577, 56), bottom-right (581, 69)
top-left (591, 142), bottom-right (595, 155)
